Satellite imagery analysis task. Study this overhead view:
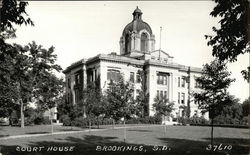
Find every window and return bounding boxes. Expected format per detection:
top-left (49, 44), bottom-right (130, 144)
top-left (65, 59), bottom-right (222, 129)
top-left (181, 93), bottom-right (185, 104)
top-left (130, 72), bottom-right (135, 83)
top-left (157, 90), bottom-right (167, 100)
top-left (164, 91), bottom-right (167, 100)
top-left (75, 74), bottom-right (80, 85)
top-left (125, 34), bottom-right (130, 54)
top-left (136, 72), bottom-right (141, 83)
top-left (68, 78), bottom-right (71, 88)
top-left (141, 33), bottom-right (148, 51)
top-left (136, 89), bottom-right (140, 100)
top-left (181, 76), bottom-right (186, 88)
top-left (107, 69), bottom-right (120, 82)
top-left (194, 77), bottom-right (201, 88)
top-left (160, 91), bottom-right (163, 99)
top-left (157, 73), bottom-right (168, 85)
top-left (178, 77), bottom-right (180, 87)
top-left (178, 92), bottom-right (180, 104)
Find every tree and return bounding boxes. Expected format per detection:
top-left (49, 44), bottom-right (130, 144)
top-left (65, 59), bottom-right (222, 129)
top-left (135, 70), bottom-right (149, 117)
top-left (105, 75), bottom-right (136, 123)
top-left (83, 83), bottom-right (105, 128)
top-left (206, 0), bottom-right (250, 80)
top-left (0, 42), bottom-right (62, 128)
top-left (153, 95), bottom-right (174, 122)
top-left (1, 0), bottom-right (34, 72)
top-left (0, 0), bottom-right (34, 127)
top-left (1, 0), bottom-right (34, 31)
top-left (193, 59), bottom-right (235, 145)
top-left (242, 97), bottom-right (250, 116)
top-left (213, 96), bottom-right (243, 125)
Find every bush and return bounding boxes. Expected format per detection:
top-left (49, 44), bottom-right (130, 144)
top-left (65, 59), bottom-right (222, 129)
top-left (178, 116), bottom-right (210, 125)
top-left (72, 117), bottom-right (88, 127)
top-left (42, 116), bottom-right (51, 125)
top-left (242, 116), bottom-right (249, 125)
top-left (60, 115), bottom-right (71, 126)
top-left (126, 117), bottom-right (140, 124)
top-left (124, 115), bottom-right (162, 124)
top-left (9, 111), bottom-right (19, 126)
top-left (99, 117), bottom-right (113, 125)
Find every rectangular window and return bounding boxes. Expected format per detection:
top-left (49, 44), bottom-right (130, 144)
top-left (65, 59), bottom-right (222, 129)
top-left (178, 77), bottom-right (180, 87)
top-left (157, 72), bottom-right (168, 85)
top-left (94, 69), bottom-right (97, 81)
top-left (136, 89), bottom-right (140, 100)
top-left (164, 91), bottom-right (167, 100)
top-left (157, 90), bottom-right (159, 98)
top-left (75, 74), bottom-right (80, 85)
top-left (181, 93), bottom-right (185, 104)
top-left (181, 76), bottom-right (186, 88)
top-left (178, 92), bottom-right (180, 104)
top-left (68, 78), bottom-right (71, 88)
top-left (160, 91), bottom-right (163, 100)
top-left (130, 72), bottom-right (135, 83)
top-left (136, 72), bottom-right (141, 83)
top-left (194, 77), bottom-right (201, 88)
top-left (107, 69), bottom-right (120, 82)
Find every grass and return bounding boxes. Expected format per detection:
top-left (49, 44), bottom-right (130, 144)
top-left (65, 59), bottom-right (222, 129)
top-left (0, 125), bottom-right (249, 155)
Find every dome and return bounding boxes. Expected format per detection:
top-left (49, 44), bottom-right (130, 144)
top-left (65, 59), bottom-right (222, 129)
top-left (122, 7), bottom-right (153, 36)
top-left (133, 6), bottom-right (142, 15)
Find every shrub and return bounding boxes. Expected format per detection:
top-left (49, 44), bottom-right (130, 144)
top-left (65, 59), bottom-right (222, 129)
top-left (100, 118), bottom-right (113, 125)
top-left (42, 116), bottom-right (51, 125)
top-left (126, 117), bottom-right (140, 124)
top-left (72, 117), bottom-right (88, 127)
top-left (9, 111), bottom-right (19, 126)
top-left (60, 115), bottom-right (71, 126)
top-left (242, 116), bottom-right (248, 125)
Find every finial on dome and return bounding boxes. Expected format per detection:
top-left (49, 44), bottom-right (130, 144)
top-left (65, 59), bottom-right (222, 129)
top-left (133, 6), bottom-right (142, 20)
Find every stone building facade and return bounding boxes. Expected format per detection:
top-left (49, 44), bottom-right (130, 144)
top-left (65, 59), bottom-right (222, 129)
top-left (63, 7), bottom-right (207, 121)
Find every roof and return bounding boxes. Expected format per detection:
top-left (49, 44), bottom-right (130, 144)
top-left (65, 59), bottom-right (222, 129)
top-left (63, 53), bottom-right (202, 74)
top-left (122, 7), bottom-right (152, 36)
top-left (63, 58), bottom-right (86, 74)
top-left (122, 20), bottom-right (153, 36)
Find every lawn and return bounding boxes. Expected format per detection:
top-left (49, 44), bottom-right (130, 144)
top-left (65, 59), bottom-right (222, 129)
top-left (0, 125), bottom-right (249, 155)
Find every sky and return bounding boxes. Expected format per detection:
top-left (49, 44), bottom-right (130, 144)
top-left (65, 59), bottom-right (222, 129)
top-left (9, 1), bottom-right (249, 102)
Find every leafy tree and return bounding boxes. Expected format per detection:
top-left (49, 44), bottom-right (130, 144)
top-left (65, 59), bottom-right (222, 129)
top-left (213, 96), bottom-right (243, 124)
top-left (153, 95), bottom-right (174, 122)
top-left (242, 97), bottom-right (250, 116)
top-left (83, 83), bottom-right (105, 128)
top-left (193, 59), bottom-right (235, 145)
top-left (135, 70), bottom-right (149, 117)
top-left (0, 0), bottom-right (34, 127)
top-left (206, 0), bottom-right (250, 80)
top-left (1, 0), bottom-right (34, 31)
top-left (0, 42), bottom-right (62, 128)
top-left (105, 75), bottom-right (136, 123)
top-left (0, 0), bottom-right (34, 71)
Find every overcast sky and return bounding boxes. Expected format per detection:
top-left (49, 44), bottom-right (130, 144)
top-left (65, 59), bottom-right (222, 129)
top-left (10, 1), bottom-right (249, 102)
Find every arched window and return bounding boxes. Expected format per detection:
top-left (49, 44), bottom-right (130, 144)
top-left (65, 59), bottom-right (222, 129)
top-left (125, 34), bottom-right (130, 54)
top-left (141, 33), bottom-right (148, 52)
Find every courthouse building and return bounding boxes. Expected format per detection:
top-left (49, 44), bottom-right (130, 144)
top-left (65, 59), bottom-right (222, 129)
top-left (63, 7), bottom-right (206, 121)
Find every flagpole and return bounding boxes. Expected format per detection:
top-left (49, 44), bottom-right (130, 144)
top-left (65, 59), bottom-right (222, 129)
top-left (159, 26), bottom-right (162, 59)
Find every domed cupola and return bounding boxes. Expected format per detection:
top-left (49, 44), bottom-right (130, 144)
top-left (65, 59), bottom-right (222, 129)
top-left (133, 6), bottom-right (142, 20)
top-left (120, 7), bottom-right (155, 57)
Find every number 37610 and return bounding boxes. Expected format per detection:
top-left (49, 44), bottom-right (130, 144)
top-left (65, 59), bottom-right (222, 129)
top-left (206, 144), bottom-right (232, 151)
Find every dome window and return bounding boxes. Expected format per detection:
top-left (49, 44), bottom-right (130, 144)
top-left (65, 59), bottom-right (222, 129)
top-left (141, 32), bottom-right (148, 52)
